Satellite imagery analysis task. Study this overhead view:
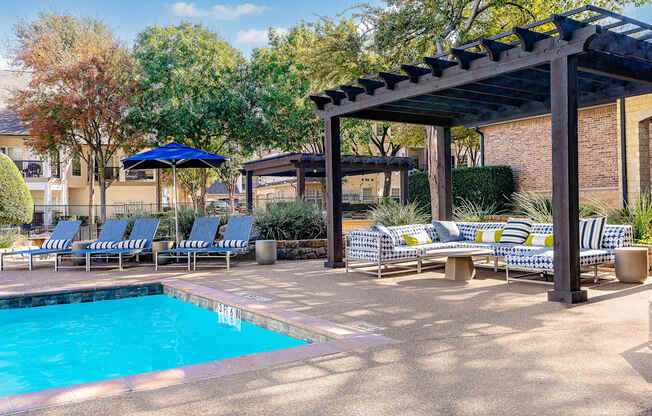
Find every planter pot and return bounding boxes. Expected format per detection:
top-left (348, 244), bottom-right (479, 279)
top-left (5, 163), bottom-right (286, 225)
top-left (71, 241), bottom-right (91, 265)
top-left (256, 240), bottom-right (277, 265)
top-left (633, 243), bottom-right (652, 271)
top-left (152, 241), bottom-right (175, 265)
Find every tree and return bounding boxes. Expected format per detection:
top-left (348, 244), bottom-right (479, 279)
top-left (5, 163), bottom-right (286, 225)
top-left (9, 13), bottom-right (145, 223)
top-left (131, 23), bottom-right (244, 209)
top-left (214, 154), bottom-right (244, 214)
top-left (0, 153), bottom-right (33, 225)
top-left (358, 0), bottom-right (650, 218)
top-left (452, 127), bottom-right (480, 167)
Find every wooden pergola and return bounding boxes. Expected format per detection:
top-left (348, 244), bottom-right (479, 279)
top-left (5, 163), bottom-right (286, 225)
top-left (310, 6), bottom-right (652, 303)
top-left (241, 153), bottom-right (417, 211)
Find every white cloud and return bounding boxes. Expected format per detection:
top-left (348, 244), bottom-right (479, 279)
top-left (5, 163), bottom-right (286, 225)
top-left (171, 2), bottom-right (267, 20)
top-left (236, 27), bottom-right (286, 45)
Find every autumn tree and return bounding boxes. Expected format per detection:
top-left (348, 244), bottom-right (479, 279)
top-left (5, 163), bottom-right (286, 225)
top-left (9, 13), bottom-right (145, 222)
top-left (131, 23), bottom-right (244, 209)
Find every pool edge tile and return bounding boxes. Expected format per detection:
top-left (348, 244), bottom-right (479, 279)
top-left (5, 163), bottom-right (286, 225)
top-left (6, 385), bottom-right (77, 414)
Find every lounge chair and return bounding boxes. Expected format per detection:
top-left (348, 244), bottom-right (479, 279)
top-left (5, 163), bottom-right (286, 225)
top-left (53, 219), bottom-right (129, 271)
top-left (0, 220), bottom-right (81, 271)
top-left (82, 218), bottom-right (160, 271)
top-left (154, 217), bottom-right (221, 271)
top-left (193, 216), bottom-right (254, 271)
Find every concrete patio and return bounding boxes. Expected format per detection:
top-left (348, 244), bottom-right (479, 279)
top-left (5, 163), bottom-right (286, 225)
top-left (0, 258), bottom-right (650, 415)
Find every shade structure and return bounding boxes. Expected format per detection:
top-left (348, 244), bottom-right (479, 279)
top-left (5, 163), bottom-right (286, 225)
top-left (122, 142), bottom-right (228, 242)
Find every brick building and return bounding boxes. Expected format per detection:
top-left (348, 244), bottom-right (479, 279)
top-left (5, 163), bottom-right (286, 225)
top-left (478, 94), bottom-right (652, 208)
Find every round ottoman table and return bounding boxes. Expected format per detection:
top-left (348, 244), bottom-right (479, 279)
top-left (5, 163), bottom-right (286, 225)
top-left (256, 240), bottom-right (277, 265)
top-left (614, 247), bottom-right (649, 283)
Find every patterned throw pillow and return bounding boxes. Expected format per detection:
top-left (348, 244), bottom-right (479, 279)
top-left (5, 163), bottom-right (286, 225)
top-left (499, 218), bottom-right (533, 244)
top-left (89, 241), bottom-right (116, 250)
top-left (475, 229), bottom-right (503, 243)
top-left (215, 240), bottom-right (248, 248)
top-left (580, 217), bottom-right (607, 249)
top-left (178, 240), bottom-right (209, 249)
top-left (403, 231), bottom-right (432, 246)
top-left (524, 233), bottom-right (553, 247)
top-left (41, 239), bottom-right (71, 250)
top-left (114, 239), bottom-right (147, 250)
top-left (372, 223), bottom-right (399, 246)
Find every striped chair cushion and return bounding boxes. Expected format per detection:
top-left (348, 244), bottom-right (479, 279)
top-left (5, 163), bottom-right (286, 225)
top-left (114, 239), bottom-right (147, 250)
top-left (215, 240), bottom-right (248, 248)
top-left (499, 218), bottom-right (533, 244)
top-left (89, 241), bottom-right (116, 250)
top-left (41, 239), bottom-right (71, 250)
top-left (178, 240), bottom-right (209, 249)
top-left (580, 217), bottom-right (606, 249)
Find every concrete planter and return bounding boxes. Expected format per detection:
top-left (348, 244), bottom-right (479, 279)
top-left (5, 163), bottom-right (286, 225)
top-left (256, 240), bottom-right (277, 265)
top-left (633, 243), bottom-right (652, 271)
top-left (276, 239), bottom-right (327, 260)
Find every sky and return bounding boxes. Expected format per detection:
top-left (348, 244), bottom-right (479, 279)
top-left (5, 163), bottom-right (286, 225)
top-left (1, 1), bottom-right (652, 70)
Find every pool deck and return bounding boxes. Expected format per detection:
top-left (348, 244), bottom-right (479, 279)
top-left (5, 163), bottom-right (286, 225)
top-left (0, 258), bottom-right (650, 415)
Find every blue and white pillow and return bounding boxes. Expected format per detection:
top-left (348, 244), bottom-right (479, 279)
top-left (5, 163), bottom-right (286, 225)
top-left (372, 223), bottom-right (399, 246)
top-left (215, 240), bottom-right (248, 248)
top-left (580, 217), bottom-right (606, 249)
top-left (178, 240), bottom-right (209, 249)
top-left (89, 241), bottom-right (115, 250)
top-left (499, 217), bottom-right (533, 244)
top-left (41, 239), bottom-right (71, 250)
top-left (115, 239), bottom-right (147, 250)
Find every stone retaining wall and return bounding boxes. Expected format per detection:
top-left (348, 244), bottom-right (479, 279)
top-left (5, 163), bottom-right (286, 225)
top-left (276, 239), bottom-right (327, 260)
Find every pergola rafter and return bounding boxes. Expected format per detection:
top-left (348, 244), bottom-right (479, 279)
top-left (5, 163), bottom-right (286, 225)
top-left (310, 6), bottom-right (652, 304)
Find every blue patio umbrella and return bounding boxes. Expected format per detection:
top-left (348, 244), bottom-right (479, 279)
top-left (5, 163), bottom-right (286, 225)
top-left (122, 142), bottom-right (228, 242)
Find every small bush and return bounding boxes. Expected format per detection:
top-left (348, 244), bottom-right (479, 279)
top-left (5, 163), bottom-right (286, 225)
top-left (408, 166), bottom-right (515, 217)
top-left (453, 198), bottom-right (499, 222)
top-left (254, 200), bottom-right (326, 240)
top-left (0, 228), bottom-right (16, 249)
top-left (616, 193), bottom-right (652, 243)
top-left (368, 199), bottom-right (429, 226)
top-left (512, 192), bottom-right (618, 224)
top-left (0, 153), bottom-right (33, 225)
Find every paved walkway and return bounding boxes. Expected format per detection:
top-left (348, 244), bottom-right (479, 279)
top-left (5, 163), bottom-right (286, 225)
top-left (0, 258), bottom-right (650, 415)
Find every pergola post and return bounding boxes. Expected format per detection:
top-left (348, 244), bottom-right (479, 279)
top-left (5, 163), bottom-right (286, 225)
top-left (400, 169), bottom-right (409, 204)
top-left (548, 54), bottom-right (587, 304)
top-left (296, 166), bottom-right (306, 201)
top-left (246, 172), bottom-right (253, 213)
top-left (324, 117), bottom-right (344, 268)
top-left (436, 126), bottom-right (453, 220)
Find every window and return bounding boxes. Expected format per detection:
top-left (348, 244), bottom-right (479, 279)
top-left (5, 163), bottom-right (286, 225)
top-left (72, 155), bottom-right (81, 176)
top-left (362, 187), bottom-right (373, 202)
top-left (391, 187), bottom-right (400, 198)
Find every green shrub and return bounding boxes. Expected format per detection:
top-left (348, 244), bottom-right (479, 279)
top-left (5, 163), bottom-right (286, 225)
top-left (453, 198), bottom-right (499, 222)
top-left (0, 228), bottom-right (16, 249)
top-left (0, 153), bottom-right (33, 225)
top-left (512, 192), bottom-right (618, 224)
top-left (615, 193), bottom-right (652, 243)
top-left (254, 200), bottom-right (326, 240)
top-left (408, 166), bottom-right (515, 217)
top-left (368, 199), bottom-right (429, 226)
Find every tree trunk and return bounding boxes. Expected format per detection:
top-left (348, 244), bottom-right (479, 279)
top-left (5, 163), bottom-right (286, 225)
top-left (99, 171), bottom-right (107, 223)
top-left (199, 168), bottom-right (208, 212)
top-left (88, 156), bottom-right (96, 225)
top-left (228, 189), bottom-right (235, 214)
top-left (426, 126), bottom-right (439, 219)
top-left (383, 170), bottom-right (392, 198)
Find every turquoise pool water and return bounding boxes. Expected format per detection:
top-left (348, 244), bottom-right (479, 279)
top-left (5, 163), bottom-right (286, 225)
top-left (0, 295), bottom-right (306, 396)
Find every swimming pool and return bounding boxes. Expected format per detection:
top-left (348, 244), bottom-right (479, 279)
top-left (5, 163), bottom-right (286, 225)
top-left (0, 294), bottom-right (306, 396)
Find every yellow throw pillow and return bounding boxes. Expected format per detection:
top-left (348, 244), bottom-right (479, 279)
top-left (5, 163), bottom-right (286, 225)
top-left (475, 229), bottom-right (503, 243)
top-left (525, 233), bottom-right (554, 247)
top-left (403, 231), bottom-right (432, 246)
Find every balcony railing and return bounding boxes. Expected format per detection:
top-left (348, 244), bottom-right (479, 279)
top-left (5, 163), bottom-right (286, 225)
top-left (125, 169), bottom-right (155, 181)
top-left (13, 160), bottom-right (44, 178)
top-left (90, 166), bottom-right (120, 182)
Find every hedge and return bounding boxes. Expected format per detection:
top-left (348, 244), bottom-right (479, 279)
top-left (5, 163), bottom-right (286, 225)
top-left (0, 153), bottom-right (33, 225)
top-left (408, 165), bottom-right (514, 215)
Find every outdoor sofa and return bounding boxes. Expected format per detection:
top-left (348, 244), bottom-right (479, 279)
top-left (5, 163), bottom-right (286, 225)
top-left (345, 221), bottom-right (632, 281)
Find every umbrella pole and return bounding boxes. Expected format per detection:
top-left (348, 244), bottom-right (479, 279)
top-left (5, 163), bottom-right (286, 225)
top-left (173, 164), bottom-right (179, 243)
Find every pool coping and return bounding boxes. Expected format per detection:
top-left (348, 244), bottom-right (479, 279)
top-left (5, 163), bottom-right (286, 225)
top-left (0, 279), bottom-right (396, 415)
